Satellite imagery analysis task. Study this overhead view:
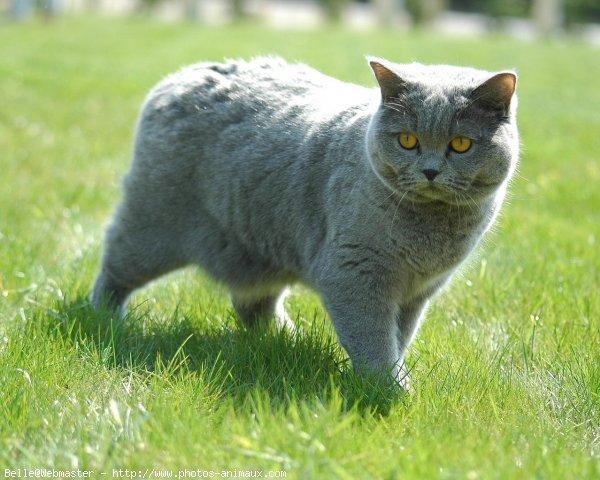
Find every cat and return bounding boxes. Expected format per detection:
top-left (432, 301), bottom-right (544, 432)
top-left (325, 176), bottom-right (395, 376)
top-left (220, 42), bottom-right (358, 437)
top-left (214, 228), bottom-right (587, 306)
top-left (91, 56), bottom-right (518, 388)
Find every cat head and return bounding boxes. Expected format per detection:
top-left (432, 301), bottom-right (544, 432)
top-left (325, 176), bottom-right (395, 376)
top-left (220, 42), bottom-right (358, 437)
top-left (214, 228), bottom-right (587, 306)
top-left (366, 58), bottom-right (519, 206)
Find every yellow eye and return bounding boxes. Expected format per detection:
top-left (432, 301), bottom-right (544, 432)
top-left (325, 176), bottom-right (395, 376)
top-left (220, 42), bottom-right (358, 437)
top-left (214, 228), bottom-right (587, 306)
top-left (398, 132), bottom-right (419, 150)
top-left (450, 136), bottom-right (472, 153)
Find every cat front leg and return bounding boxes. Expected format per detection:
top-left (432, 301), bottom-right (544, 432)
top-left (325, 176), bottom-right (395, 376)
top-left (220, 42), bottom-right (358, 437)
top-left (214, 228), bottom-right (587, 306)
top-left (320, 284), bottom-right (403, 386)
top-left (394, 300), bottom-right (430, 390)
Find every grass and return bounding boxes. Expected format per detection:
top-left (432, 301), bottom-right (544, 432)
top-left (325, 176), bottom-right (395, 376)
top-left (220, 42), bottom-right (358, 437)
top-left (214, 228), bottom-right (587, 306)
top-left (1, 16), bottom-right (599, 479)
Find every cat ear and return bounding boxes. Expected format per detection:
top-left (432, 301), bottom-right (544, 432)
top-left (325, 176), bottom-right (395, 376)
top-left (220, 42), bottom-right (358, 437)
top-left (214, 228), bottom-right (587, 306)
top-left (470, 72), bottom-right (517, 115)
top-left (369, 59), bottom-right (407, 103)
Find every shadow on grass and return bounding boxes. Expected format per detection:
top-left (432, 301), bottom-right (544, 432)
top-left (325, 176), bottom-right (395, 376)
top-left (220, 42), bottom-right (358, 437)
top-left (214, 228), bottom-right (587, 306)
top-left (44, 296), bottom-right (406, 416)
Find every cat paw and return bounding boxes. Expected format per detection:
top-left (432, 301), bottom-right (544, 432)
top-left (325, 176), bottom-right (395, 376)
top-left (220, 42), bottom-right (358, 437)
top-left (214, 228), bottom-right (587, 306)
top-left (274, 307), bottom-right (297, 331)
top-left (274, 288), bottom-right (297, 331)
top-left (395, 363), bottom-right (412, 392)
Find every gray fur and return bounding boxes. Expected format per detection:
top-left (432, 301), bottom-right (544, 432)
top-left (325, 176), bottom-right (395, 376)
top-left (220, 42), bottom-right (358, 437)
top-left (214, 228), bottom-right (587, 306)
top-left (92, 56), bottom-right (519, 388)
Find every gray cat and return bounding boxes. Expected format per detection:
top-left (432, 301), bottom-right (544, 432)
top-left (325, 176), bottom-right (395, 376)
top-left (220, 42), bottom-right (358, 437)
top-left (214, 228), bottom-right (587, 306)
top-left (91, 56), bottom-right (518, 388)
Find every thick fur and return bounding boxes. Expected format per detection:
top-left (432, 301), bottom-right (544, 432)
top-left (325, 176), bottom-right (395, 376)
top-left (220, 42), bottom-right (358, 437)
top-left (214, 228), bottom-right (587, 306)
top-left (92, 57), bottom-right (519, 387)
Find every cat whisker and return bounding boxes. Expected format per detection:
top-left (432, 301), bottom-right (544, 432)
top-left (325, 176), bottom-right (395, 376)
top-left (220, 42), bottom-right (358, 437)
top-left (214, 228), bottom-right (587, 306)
top-left (379, 188), bottom-right (401, 220)
top-left (387, 189), bottom-right (409, 245)
top-left (456, 192), bottom-right (475, 213)
top-left (457, 90), bottom-right (495, 118)
top-left (452, 192), bottom-right (464, 225)
top-left (463, 191), bottom-right (481, 210)
top-left (512, 170), bottom-right (531, 183)
top-left (383, 103), bottom-right (405, 114)
top-left (386, 98), bottom-right (410, 109)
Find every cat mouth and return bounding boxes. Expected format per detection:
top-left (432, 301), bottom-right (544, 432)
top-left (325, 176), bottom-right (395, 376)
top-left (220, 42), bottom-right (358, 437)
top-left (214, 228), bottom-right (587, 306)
top-left (414, 184), bottom-right (450, 201)
top-left (385, 182), bottom-right (452, 204)
top-left (375, 168), bottom-right (493, 206)
top-left (402, 182), bottom-right (486, 206)
top-left (418, 179), bottom-right (500, 203)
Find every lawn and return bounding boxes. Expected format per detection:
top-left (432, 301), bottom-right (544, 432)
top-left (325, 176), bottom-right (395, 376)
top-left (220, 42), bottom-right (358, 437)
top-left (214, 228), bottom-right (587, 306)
top-left (0, 16), bottom-right (599, 479)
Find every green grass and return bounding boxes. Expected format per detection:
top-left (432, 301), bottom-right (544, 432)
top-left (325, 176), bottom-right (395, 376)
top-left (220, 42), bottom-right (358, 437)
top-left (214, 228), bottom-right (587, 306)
top-left (1, 16), bottom-right (599, 479)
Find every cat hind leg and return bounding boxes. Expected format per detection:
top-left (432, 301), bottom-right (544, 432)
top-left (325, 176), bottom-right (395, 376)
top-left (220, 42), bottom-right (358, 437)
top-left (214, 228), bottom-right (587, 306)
top-left (91, 214), bottom-right (187, 315)
top-left (231, 288), bottom-right (294, 330)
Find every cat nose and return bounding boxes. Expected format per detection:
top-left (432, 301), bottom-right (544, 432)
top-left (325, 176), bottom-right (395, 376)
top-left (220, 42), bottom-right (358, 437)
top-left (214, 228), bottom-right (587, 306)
top-left (422, 169), bottom-right (440, 181)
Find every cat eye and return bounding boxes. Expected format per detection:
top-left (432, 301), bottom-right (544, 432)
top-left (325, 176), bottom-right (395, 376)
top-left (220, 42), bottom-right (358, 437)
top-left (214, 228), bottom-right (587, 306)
top-left (398, 132), bottom-right (419, 150)
top-left (449, 136), bottom-right (472, 153)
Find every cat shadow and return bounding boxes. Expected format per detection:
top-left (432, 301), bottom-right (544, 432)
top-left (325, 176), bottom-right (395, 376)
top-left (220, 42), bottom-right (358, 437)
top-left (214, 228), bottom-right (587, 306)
top-left (49, 297), bottom-right (406, 416)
